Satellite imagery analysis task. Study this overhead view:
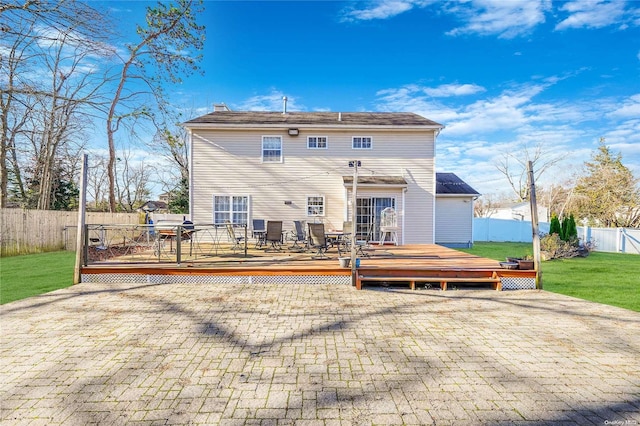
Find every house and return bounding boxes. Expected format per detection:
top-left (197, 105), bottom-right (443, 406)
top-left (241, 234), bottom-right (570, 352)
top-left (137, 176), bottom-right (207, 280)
top-left (138, 200), bottom-right (168, 213)
top-left (183, 109), bottom-right (443, 244)
top-left (435, 172), bottom-right (480, 248)
top-left (491, 202), bottom-right (549, 222)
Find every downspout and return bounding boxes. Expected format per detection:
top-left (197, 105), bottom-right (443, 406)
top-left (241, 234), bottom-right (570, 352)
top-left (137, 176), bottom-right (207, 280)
top-left (470, 196), bottom-right (479, 248)
top-left (432, 128), bottom-right (441, 244)
top-left (432, 159), bottom-right (437, 245)
top-left (402, 187), bottom-right (407, 245)
top-left (188, 129), bottom-right (194, 221)
top-left (344, 186), bottom-right (349, 222)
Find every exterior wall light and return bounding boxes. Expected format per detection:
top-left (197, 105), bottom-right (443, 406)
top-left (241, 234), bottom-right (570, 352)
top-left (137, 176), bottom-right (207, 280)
top-left (288, 128), bottom-right (299, 136)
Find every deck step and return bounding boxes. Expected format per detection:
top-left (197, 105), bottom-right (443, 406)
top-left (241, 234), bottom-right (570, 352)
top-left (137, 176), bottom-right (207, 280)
top-left (357, 275), bottom-right (501, 291)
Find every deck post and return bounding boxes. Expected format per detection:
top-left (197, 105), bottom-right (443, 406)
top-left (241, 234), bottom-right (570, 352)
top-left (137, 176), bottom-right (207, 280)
top-left (73, 154), bottom-right (88, 284)
top-left (244, 224), bottom-right (248, 257)
top-left (176, 225), bottom-right (182, 265)
top-left (83, 224), bottom-right (89, 267)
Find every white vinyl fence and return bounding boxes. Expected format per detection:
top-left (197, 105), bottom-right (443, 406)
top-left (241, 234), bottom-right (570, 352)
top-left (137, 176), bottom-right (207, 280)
top-left (578, 226), bottom-right (640, 255)
top-left (473, 218), bottom-right (639, 255)
top-left (473, 218), bottom-right (550, 243)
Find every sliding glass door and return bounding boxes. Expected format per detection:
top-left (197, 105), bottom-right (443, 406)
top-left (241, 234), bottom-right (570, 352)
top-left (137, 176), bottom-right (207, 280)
top-left (355, 197), bottom-right (395, 241)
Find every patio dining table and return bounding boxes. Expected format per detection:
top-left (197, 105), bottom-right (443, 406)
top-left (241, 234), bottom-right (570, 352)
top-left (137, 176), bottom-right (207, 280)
top-left (157, 228), bottom-right (198, 256)
top-left (325, 231), bottom-right (349, 251)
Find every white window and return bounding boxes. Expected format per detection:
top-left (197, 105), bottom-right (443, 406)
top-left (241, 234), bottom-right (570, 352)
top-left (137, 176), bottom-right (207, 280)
top-left (262, 136), bottom-right (282, 162)
top-left (307, 136), bottom-right (328, 149)
top-left (352, 136), bottom-right (372, 149)
top-left (213, 195), bottom-right (248, 225)
top-left (306, 195), bottom-right (325, 217)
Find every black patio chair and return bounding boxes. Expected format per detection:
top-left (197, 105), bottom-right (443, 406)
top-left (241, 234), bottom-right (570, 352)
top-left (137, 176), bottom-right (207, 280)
top-left (308, 222), bottom-right (329, 259)
top-left (289, 220), bottom-right (307, 251)
top-left (265, 220), bottom-right (283, 252)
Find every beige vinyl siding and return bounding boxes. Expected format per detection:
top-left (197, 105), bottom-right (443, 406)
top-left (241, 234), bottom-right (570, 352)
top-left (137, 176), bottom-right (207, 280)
top-left (435, 196), bottom-right (474, 245)
top-left (191, 128), bottom-right (435, 241)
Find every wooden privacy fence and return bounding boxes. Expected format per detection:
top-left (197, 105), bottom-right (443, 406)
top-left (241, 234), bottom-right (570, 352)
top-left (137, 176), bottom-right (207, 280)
top-left (1, 208), bottom-right (140, 256)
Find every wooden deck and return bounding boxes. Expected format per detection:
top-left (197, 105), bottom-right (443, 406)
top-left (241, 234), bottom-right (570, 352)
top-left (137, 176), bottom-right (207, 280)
top-left (80, 244), bottom-right (538, 291)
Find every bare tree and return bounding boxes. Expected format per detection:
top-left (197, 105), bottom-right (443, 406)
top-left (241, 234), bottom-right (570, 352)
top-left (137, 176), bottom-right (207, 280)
top-left (147, 109), bottom-right (192, 212)
top-left (537, 181), bottom-right (574, 220)
top-left (153, 120), bottom-right (189, 182)
top-left (114, 149), bottom-right (152, 212)
top-left (85, 154), bottom-right (110, 211)
top-left (104, 0), bottom-right (204, 212)
top-left (0, 0), bottom-right (112, 209)
top-left (473, 194), bottom-right (499, 218)
top-left (496, 142), bottom-right (563, 202)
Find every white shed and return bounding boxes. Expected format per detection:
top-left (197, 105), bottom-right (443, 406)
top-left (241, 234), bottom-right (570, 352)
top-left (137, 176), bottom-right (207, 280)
top-left (435, 173), bottom-right (480, 248)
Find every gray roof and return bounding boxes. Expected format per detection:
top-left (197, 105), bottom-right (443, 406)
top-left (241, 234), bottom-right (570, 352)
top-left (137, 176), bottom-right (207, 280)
top-left (436, 173), bottom-right (480, 195)
top-left (184, 111), bottom-right (442, 128)
top-left (343, 176), bottom-right (408, 186)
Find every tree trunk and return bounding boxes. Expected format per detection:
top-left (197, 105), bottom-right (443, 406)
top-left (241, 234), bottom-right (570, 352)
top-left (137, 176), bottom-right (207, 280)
top-left (0, 108), bottom-right (8, 208)
top-left (106, 128), bottom-right (117, 212)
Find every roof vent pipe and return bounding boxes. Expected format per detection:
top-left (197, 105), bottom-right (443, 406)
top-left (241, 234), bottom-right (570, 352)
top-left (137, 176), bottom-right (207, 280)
top-left (282, 96), bottom-right (287, 115)
top-left (338, 112), bottom-right (342, 121)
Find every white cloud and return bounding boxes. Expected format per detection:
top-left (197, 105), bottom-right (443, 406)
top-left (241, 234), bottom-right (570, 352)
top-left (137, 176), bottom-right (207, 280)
top-left (444, 87), bottom-right (543, 135)
top-left (555, 0), bottom-right (628, 30)
top-left (445, 0), bottom-right (551, 39)
top-left (373, 79), bottom-right (611, 194)
top-left (340, 0), bottom-right (637, 39)
top-left (606, 94), bottom-right (640, 118)
top-left (375, 85), bottom-right (460, 124)
top-left (423, 83), bottom-right (486, 97)
top-left (341, 0), bottom-right (434, 22)
top-left (235, 90), bottom-right (304, 112)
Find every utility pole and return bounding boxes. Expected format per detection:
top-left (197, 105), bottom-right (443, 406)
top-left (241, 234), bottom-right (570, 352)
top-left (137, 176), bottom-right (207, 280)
top-left (349, 160), bottom-right (360, 287)
top-left (528, 160), bottom-right (542, 289)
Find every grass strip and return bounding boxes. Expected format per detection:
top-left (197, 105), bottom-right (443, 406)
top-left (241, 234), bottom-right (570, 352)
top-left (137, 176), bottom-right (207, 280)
top-left (461, 242), bottom-right (639, 312)
top-left (0, 251), bottom-right (75, 304)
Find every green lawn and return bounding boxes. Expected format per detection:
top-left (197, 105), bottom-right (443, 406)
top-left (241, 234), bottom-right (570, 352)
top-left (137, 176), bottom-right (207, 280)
top-left (460, 242), bottom-right (640, 312)
top-left (2, 246), bottom-right (639, 312)
top-left (0, 251), bottom-right (76, 304)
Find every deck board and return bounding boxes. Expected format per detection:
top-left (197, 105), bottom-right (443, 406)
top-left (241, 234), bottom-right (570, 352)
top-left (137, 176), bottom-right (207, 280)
top-left (81, 244), bottom-right (537, 290)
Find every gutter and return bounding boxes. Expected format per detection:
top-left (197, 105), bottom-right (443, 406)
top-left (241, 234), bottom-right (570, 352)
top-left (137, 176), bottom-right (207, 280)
top-left (181, 123), bottom-right (445, 132)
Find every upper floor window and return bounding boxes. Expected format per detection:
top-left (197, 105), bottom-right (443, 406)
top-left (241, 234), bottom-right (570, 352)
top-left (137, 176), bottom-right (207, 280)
top-left (352, 136), bottom-right (372, 149)
top-left (306, 195), bottom-right (325, 217)
top-left (307, 136), bottom-right (328, 149)
top-left (262, 136), bottom-right (282, 162)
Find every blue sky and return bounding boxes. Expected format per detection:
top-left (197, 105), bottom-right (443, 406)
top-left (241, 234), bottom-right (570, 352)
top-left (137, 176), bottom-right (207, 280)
top-left (106, 0), bottom-right (640, 196)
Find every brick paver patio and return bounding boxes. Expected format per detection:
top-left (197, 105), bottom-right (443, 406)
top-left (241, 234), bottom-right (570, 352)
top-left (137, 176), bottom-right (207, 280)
top-left (1, 283), bottom-right (639, 425)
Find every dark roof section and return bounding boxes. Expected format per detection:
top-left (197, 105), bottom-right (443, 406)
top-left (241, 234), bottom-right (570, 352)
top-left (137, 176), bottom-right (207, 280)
top-left (185, 111), bottom-right (442, 127)
top-left (138, 200), bottom-right (168, 211)
top-left (436, 173), bottom-right (480, 195)
top-left (343, 176), bottom-right (408, 186)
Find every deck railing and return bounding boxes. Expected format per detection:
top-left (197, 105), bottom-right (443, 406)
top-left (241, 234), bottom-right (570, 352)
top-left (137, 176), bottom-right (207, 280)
top-left (83, 223), bottom-right (250, 266)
